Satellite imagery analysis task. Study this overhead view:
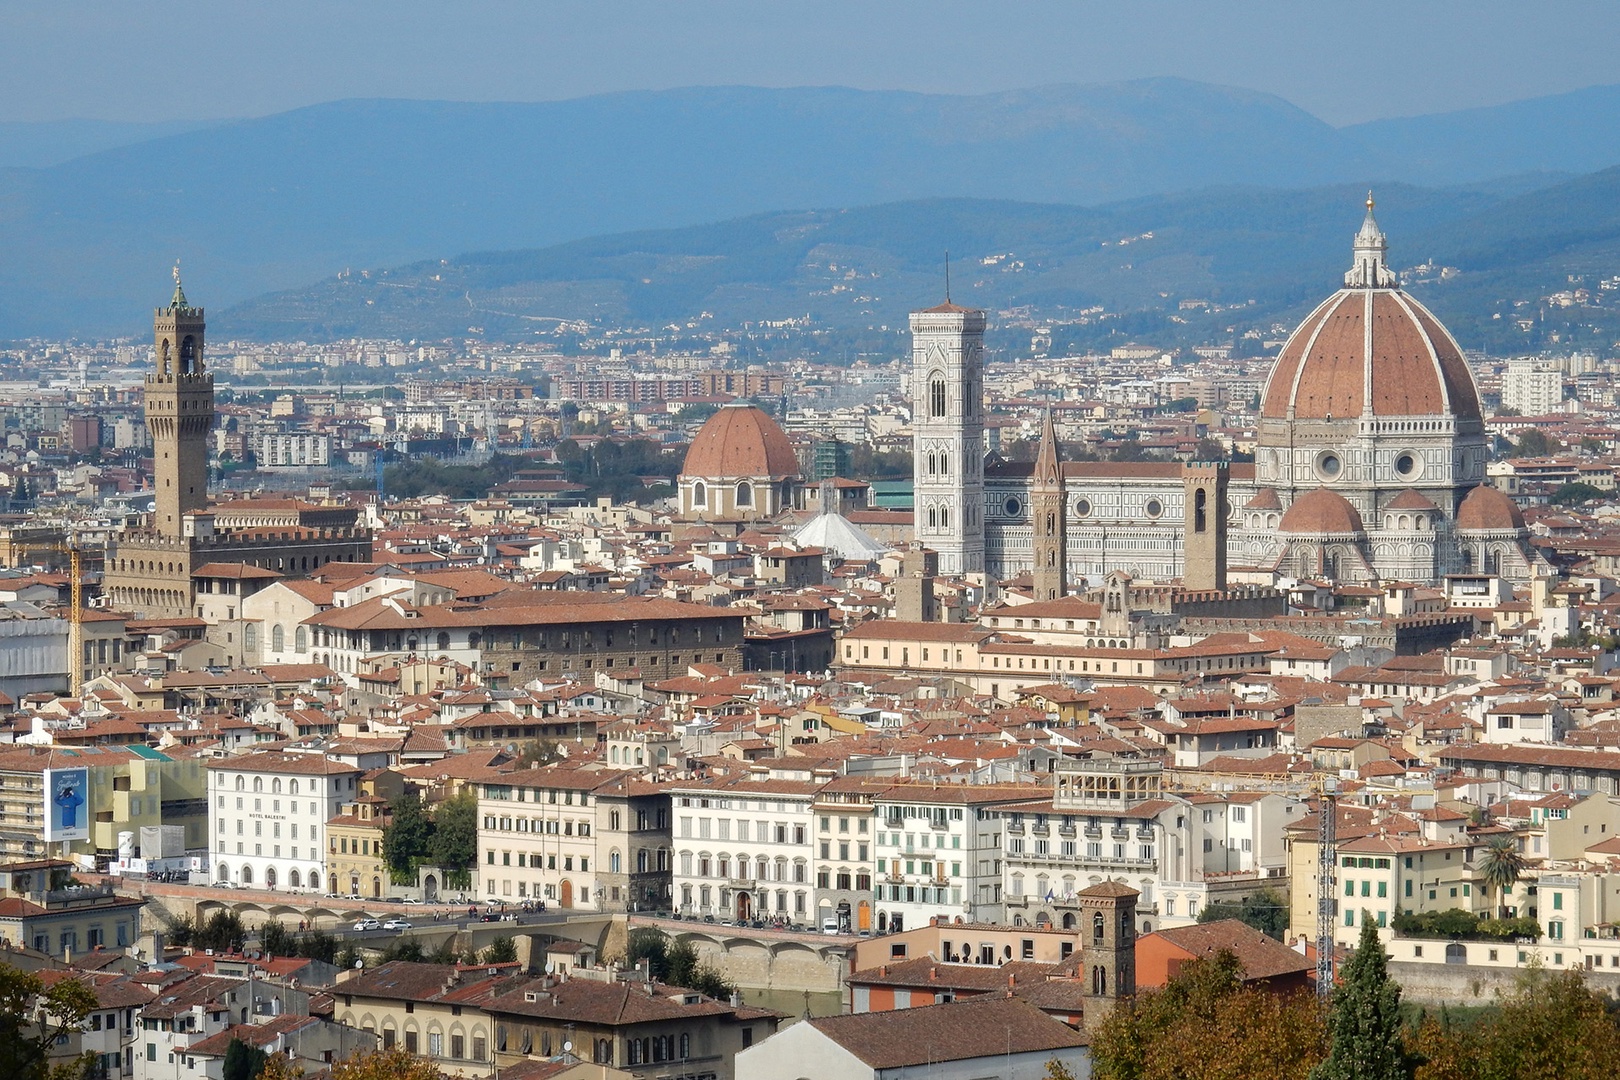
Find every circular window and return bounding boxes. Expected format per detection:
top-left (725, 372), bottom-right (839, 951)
top-left (1075, 498), bottom-right (1092, 518)
top-left (1004, 497), bottom-right (1022, 517)
top-left (1317, 452), bottom-right (1342, 480)
top-left (1145, 499), bottom-right (1163, 518)
top-left (1395, 451), bottom-right (1420, 480)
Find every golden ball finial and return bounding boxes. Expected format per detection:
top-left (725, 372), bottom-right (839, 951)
top-left (1365, 190), bottom-right (1375, 213)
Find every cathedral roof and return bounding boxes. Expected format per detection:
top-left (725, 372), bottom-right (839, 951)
top-left (1279, 488), bottom-right (1365, 535)
top-left (1259, 200), bottom-right (1481, 424)
top-left (1244, 488), bottom-right (1284, 511)
top-left (680, 404), bottom-right (799, 480)
top-left (1456, 484), bottom-right (1526, 532)
top-left (1385, 489), bottom-right (1439, 512)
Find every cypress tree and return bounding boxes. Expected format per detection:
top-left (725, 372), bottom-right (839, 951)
top-left (1311, 914), bottom-right (1411, 1080)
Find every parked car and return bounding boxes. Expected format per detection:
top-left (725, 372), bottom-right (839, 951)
top-left (353, 918), bottom-right (382, 931)
top-left (401, 898), bottom-right (421, 905)
top-left (381, 918), bottom-right (412, 931)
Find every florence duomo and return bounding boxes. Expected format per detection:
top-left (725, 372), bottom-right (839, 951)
top-left (912, 197), bottom-right (1544, 589)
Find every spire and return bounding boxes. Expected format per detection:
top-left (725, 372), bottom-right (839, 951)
top-left (170, 260), bottom-right (188, 309)
top-left (1344, 191), bottom-right (1396, 289)
top-left (1035, 408), bottom-right (1062, 487)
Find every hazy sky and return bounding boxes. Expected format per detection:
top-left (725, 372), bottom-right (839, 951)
top-left (4, 0), bottom-right (1618, 126)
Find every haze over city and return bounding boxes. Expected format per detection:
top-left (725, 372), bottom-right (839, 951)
top-left (2, 6), bottom-right (1620, 1080)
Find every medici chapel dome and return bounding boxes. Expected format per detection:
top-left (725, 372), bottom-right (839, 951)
top-left (1259, 196), bottom-right (1482, 424)
top-left (681, 403), bottom-right (800, 479)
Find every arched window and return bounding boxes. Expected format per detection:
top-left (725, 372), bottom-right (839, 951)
top-left (308, 871), bottom-right (319, 892)
top-left (289, 869), bottom-right (301, 889)
top-left (736, 481), bottom-right (753, 507)
top-left (929, 376), bottom-right (947, 418)
top-left (235, 775), bottom-right (245, 791)
top-left (272, 624), bottom-right (285, 653)
top-left (1093, 911), bottom-right (1105, 942)
top-left (272, 778), bottom-right (282, 794)
top-left (180, 335), bottom-right (198, 375)
top-left (1093, 965), bottom-right (1107, 994)
top-left (927, 506), bottom-right (937, 529)
top-left (241, 865), bottom-right (254, 885)
top-left (217, 863), bottom-right (229, 881)
top-left (290, 780), bottom-right (300, 796)
top-left (940, 507), bottom-right (949, 529)
top-left (692, 481), bottom-right (707, 507)
top-left (468, 632), bottom-right (481, 650)
top-left (253, 776), bottom-right (264, 793)
top-left (437, 632), bottom-right (451, 652)
top-left (927, 453), bottom-right (936, 475)
top-left (294, 626), bottom-right (307, 654)
top-left (245, 623), bottom-right (258, 651)
top-left (1194, 487), bottom-right (1207, 532)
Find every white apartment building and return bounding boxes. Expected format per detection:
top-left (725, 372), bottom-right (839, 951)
top-left (256, 431), bottom-right (332, 469)
top-left (1501, 360), bottom-right (1565, 416)
top-left (872, 785), bottom-right (1037, 933)
top-left (476, 765), bottom-right (607, 908)
top-left (671, 778), bottom-right (823, 923)
top-left (207, 751), bottom-right (362, 892)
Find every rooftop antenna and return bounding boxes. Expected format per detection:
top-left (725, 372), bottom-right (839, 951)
top-left (944, 251), bottom-right (952, 303)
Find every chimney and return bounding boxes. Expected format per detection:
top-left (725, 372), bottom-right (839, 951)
top-left (1008, 973), bottom-right (1016, 988)
top-left (929, 966), bottom-right (937, 980)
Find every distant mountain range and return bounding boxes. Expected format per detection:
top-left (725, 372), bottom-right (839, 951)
top-left (5, 79), bottom-right (1620, 338)
top-left (219, 168), bottom-right (1620, 356)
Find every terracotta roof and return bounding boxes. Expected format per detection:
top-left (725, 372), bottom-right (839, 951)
top-left (1457, 484), bottom-right (1526, 531)
top-left (1244, 488), bottom-right (1284, 511)
top-left (807, 995), bottom-right (1085, 1068)
top-left (1149, 919), bottom-right (1315, 982)
top-left (1260, 288), bottom-right (1481, 422)
top-left (1385, 489), bottom-right (1439, 512)
top-left (680, 404), bottom-right (799, 479)
top-left (1279, 488), bottom-right (1365, 535)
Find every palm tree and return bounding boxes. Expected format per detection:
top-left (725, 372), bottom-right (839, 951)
top-left (1479, 836), bottom-right (1527, 919)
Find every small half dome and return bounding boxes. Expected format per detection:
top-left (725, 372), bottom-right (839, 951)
top-left (1280, 488), bottom-right (1366, 535)
top-left (1456, 485), bottom-right (1526, 532)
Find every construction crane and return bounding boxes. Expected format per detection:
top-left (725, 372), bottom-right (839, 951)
top-left (1315, 774), bottom-right (1338, 1001)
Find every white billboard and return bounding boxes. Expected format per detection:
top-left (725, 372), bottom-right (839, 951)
top-left (43, 767), bottom-right (90, 843)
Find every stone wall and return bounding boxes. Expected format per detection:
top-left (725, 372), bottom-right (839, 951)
top-left (1389, 959), bottom-right (1620, 1005)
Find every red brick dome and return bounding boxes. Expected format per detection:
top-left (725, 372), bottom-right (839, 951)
top-left (1279, 488), bottom-right (1365, 535)
top-left (1260, 290), bottom-right (1481, 422)
top-left (1456, 484), bottom-right (1525, 531)
top-left (1260, 200), bottom-right (1481, 424)
top-left (681, 404), bottom-right (799, 479)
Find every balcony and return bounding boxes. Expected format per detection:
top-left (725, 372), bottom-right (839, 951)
top-left (1110, 827), bottom-right (1131, 840)
top-left (887, 869), bottom-right (905, 883)
top-left (1057, 825), bottom-right (1077, 838)
top-left (727, 876), bottom-right (757, 890)
top-left (1031, 824), bottom-right (1050, 837)
top-left (1005, 823), bottom-right (1025, 836)
top-left (1083, 827), bottom-right (1103, 839)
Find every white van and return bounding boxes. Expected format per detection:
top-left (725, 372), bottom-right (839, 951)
top-left (821, 918), bottom-right (840, 935)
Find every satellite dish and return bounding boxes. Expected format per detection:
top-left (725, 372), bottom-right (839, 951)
top-left (544, 961), bottom-right (554, 974)
top-left (562, 1041), bottom-right (572, 1054)
top-left (353, 958), bottom-right (364, 969)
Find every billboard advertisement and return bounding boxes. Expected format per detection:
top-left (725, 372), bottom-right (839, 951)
top-left (43, 767), bottom-right (90, 843)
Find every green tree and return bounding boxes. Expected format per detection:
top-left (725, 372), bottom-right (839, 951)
top-left (381, 938), bottom-right (425, 963)
top-left (1513, 429), bottom-right (1554, 457)
top-left (664, 938), bottom-right (701, 989)
top-left (1478, 838), bottom-right (1527, 919)
top-left (428, 790), bottom-right (477, 889)
top-left (1044, 1060), bottom-right (1080, 1080)
top-left (257, 920), bottom-right (293, 956)
top-left (381, 793), bottom-right (433, 886)
top-left (167, 913), bottom-right (196, 947)
top-left (335, 944), bottom-right (360, 971)
top-left (1413, 968), bottom-right (1620, 1080)
top-left (222, 1037), bottom-right (269, 1080)
top-left (482, 936), bottom-right (517, 965)
top-left (0, 962), bottom-right (100, 1080)
top-left (514, 740), bottom-right (562, 768)
top-left (296, 930), bottom-right (338, 964)
top-left (194, 911), bottom-right (246, 953)
top-left (1197, 887), bottom-right (1290, 940)
top-left (1091, 949), bottom-right (1326, 1080)
top-left (624, 928), bottom-right (671, 980)
top-left (1311, 915), bottom-right (1411, 1080)
top-left (1550, 481), bottom-right (1605, 507)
